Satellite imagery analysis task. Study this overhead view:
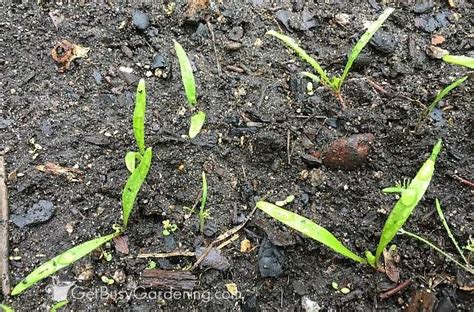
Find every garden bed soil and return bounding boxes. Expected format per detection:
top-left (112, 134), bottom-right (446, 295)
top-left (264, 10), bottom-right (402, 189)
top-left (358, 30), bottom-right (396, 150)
top-left (1, 1), bottom-right (473, 311)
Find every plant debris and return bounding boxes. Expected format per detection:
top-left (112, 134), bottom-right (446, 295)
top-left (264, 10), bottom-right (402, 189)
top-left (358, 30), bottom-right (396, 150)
top-left (36, 163), bottom-right (83, 182)
top-left (51, 40), bottom-right (90, 72)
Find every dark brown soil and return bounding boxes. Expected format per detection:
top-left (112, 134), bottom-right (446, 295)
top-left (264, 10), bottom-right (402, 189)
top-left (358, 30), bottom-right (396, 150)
top-left (1, 1), bottom-right (473, 311)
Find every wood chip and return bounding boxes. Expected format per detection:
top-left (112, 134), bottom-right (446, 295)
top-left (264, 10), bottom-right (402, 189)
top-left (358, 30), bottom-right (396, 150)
top-left (431, 35), bottom-right (446, 46)
top-left (0, 156), bottom-right (11, 295)
top-left (141, 270), bottom-right (197, 290)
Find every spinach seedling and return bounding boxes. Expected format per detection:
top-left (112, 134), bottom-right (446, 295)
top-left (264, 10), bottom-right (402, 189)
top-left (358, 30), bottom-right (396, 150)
top-left (173, 39), bottom-right (206, 138)
top-left (122, 79), bottom-right (153, 228)
top-left (11, 232), bottom-right (118, 295)
top-left (368, 139), bottom-right (442, 267)
top-left (442, 54), bottom-right (474, 69)
top-left (162, 219), bottom-right (178, 236)
top-left (199, 171), bottom-right (211, 234)
top-left (267, 7), bottom-right (394, 105)
top-left (256, 201), bottom-right (366, 263)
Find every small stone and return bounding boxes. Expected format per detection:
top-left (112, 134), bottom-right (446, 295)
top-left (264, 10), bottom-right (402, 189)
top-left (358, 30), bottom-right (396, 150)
top-left (203, 222), bottom-right (218, 237)
top-left (11, 200), bottom-right (54, 228)
top-left (370, 31), bottom-right (397, 54)
top-left (275, 10), bottom-right (291, 31)
top-left (0, 119), bottom-right (14, 130)
top-left (113, 269), bottom-right (127, 284)
top-left (225, 42), bottom-right (242, 51)
top-left (121, 46), bottom-right (133, 58)
top-left (145, 71), bottom-right (153, 77)
top-left (301, 296), bottom-right (322, 312)
top-left (195, 247), bottom-right (230, 271)
top-left (227, 26), bottom-right (244, 41)
top-left (334, 13), bottom-right (350, 26)
top-left (151, 54), bottom-right (168, 69)
top-left (92, 70), bottom-right (102, 85)
top-left (414, 2), bottom-right (434, 13)
top-left (132, 10), bottom-right (150, 31)
top-left (258, 238), bottom-right (284, 277)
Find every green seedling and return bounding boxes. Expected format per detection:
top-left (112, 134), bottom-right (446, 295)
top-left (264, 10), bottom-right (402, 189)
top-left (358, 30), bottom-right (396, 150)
top-left (417, 75), bottom-right (468, 130)
top-left (162, 219), bottom-right (178, 236)
top-left (199, 171), bottom-right (211, 234)
top-left (275, 195), bottom-right (295, 207)
top-left (464, 237), bottom-right (474, 253)
top-left (50, 300), bottom-right (68, 312)
top-left (267, 7), bottom-right (394, 103)
top-left (100, 250), bottom-right (113, 262)
top-left (0, 304), bottom-right (14, 312)
top-left (101, 276), bottom-right (115, 285)
top-left (146, 260), bottom-right (157, 269)
top-left (173, 40), bottom-right (206, 138)
top-left (369, 139), bottom-right (442, 267)
top-left (256, 201), bottom-right (366, 263)
top-left (442, 54), bottom-right (474, 69)
top-left (11, 232), bottom-right (117, 295)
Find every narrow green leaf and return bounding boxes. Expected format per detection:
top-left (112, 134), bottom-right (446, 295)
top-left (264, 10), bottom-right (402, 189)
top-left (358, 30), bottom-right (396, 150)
top-left (199, 171), bottom-right (208, 234)
top-left (339, 7), bottom-right (394, 91)
top-left (122, 147), bottom-right (153, 227)
top-left (301, 71), bottom-right (321, 84)
top-left (257, 201), bottom-right (366, 263)
top-left (442, 54), bottom-right (474, 69)
top-left (125, 151), bottom-right (137, 173)
top-left (189, 111), bottom-right (206, 139)
top-left (374, 139), bottom-right (442, 265)
top-left (382, 187), bottom-right (406, 194)
top-left (11, 233), bottom-right (117, 296)
top-left (425, 75), bottom-right (468, 117)
top-left (0, 304), bottom-right (14, 312)
top-left (50, 300), bottom-right (69, 312)
top-left (134, 79), bottom-right (147, 155)
top-left (173, 40), bottom-right (197, 106)
top-left (267, 30), bottom-right (333, 88)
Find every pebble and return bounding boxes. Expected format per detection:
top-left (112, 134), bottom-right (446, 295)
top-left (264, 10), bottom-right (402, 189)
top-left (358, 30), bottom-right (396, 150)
top-left (0, 118), bottom-right (13, 130)
top-left (40, 120), bottom-right (53, 136)
top-left (195, 247), bottom-right (230, 271)
top-left (414, 2), bottom-right (434, 13)
top-left (301, 296), bottom-right (322, 312)
top-left (258, 238), bottom-right (284, 277)
top-left (132, 10), bottom-right (150, 31)
top-left (11, 200), bottom-right (54, 228)
top-left (163, 235), bottom-right (176, 252)
top-left (203, 222), bottom-right (218, 237)
top-left (151, 54), bottom-right (168, 69)
top-left (370, 31), bottom-right (397, 54)
top-left (321, 133), bottom-right (375, 170)
top-left (227, 26), bottom-right (244, 41)
top-left (84, 134), bottom-right (110, 146)
top-left (92, 69), bottom-right (102, 85)
top-left (121, 46), bottom-right (133, 58)
top-left (225, 42), bottom-right (242, 51)
top-left (275, 10), bottom-right (291, 31)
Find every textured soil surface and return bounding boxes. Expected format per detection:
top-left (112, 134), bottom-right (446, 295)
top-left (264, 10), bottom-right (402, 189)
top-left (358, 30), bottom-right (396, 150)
top-left (1, 1), bottom-right (473, 311)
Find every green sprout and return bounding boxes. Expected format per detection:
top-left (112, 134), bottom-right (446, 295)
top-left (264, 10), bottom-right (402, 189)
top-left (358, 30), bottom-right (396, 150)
top-left (369, 139), bottom-right (442, 267)
top-left (465, 237), bottom-right (474, 253)
top-left (199, 171), bottom-right (211, 234)
top-left (11, 232), bottom-right (118, 295)
top-left (122, 79), bottom-right (153, 228)
top-left (50, 300), bottom-right (68, 312)
top-left (256, 201), bottom-right (366, 263)
top-left (267, 7), bottom-right (394, 104)
top-left (100, 250), bottom-right (113, 262)
top-left (146, 260), bottom-right (157, 269)
top-left (162, 220), bottom-right (178, 236)
top-left (0, 304), bottom-right (14, 312)
top-left (173, 39), bottom-right (206, 138)
top-left (417, 75), bottom-right (468, 130)
top-left (101, 276), bottom-right (115, 285)
top-left (442, 54), bottom-right (474, 69)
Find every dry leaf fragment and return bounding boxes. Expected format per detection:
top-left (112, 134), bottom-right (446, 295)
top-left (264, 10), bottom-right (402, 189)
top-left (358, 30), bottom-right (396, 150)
top-left (225, 282), bottom-right (238, 296)
top-left (51, 40), bottom-right (90, 72)
top-left (49, 10), bottom-right (64, 29)
top-left (240, 239), bottom-right (252, 253)
top-left (36, 162), bottom-right (83, 182)
top-left (383, 247), bottom-right (400, 283)
top-left (431, 35), bottom-right (446, 46)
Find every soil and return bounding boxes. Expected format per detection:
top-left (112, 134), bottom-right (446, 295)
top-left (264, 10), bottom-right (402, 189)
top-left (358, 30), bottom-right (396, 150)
top-left (1, 1), bottom-right (473, 311)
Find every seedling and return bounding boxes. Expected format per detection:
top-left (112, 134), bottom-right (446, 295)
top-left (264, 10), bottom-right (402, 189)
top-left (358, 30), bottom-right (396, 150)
top-left (416, 76), bottom-right (468, 130)
top-left (101, 276), bottom-right (115, 285)
top-left (162, 219), bottom-right (178, 236)
top-left (0, 304), bottom-right (14, 312)
top-left (173, 39), bottom-right (206, 138)
top-left (267, 7), bottom-right (394, 105)
top-left (11, 232), bottom-right (118, 295)
top-left (199, 171), bottom-right (211, 234)
top-left (442, 54), bottom-right (474, 69)
top-left (50, 300), bottom-right (68, 312)
top-left (100, 250), bottom-right (113, 262)
top-left (146, 260), bottom-right (157, 269)
top-left (257, 140), bottom-right (443, 271)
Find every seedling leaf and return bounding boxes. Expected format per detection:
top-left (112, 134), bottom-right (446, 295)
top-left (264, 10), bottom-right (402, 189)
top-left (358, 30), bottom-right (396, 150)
top-left (199, 171), bottom-right (208, 233)
top-left (426, 75), bottom-right (467, 117)
top-left (374, 139), bottom-right (442, 265)
top-left (122, 147), bottom-right (153, 227)
top-left (173, 40), bottom-right (197, 106)
top-left (267, 30), bottom-right (332, 88)
top-left (0, 304), bottom-right (14, 312)
top-left (257, 201), bottom-right (366, 263)
top-left (134, 79), bottom-right (146, 155)
top-left (301, 71), bottom-right (321, 84)
top-left (11, 233), bottom-right (116, 296)
top-left (442, 54), bottom-right (474, 69)
top-left (125, 151), bottom-right (137, 173)
top-left (51, 300), bottom-right (69, 312)
top-left (189, 111), bottom-right (206, 139)
top-left (338, 7), bottom-right (394, 91)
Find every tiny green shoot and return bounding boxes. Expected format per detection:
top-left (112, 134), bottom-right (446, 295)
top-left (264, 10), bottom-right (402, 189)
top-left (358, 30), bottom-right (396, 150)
top-left (162, 220), bottom-right (178, 236)
top-left (417, 75), bottom-right (468, 129)
top-left (146, 260), bottom-right (157, 269)
top-left (267, 8), bottom-right (394, 102)
top-left (371, 139), bottom-right (442, 267)
top-left (101, 276), bottom-right (115, 285)
top-left (50, 300), bottom-right (68, 312)
top-left (11, 232), bottom-right (117, 295)
top-left (134, 79), bottom-right (147, 155)
top-left (442, 54), bottom-right (474, 69)
top-left (125, 151), bottom-right (137, 173)
top-left (0, 304), bottom-right (14, 312)
top-left (189, 111), bottom-right (206, 139)
top-left (275, 195), bottom-right (295, 207)
top-left (464, 237), bottom-right (474, 253)
top-left (435, 199), bottom-right (469, 265)
top-left (199, 171), bottom-right (210, 234)
top-left (256, 201), bottom-right (366, 263)
top-left (173, 39), bottom-right (197, 106)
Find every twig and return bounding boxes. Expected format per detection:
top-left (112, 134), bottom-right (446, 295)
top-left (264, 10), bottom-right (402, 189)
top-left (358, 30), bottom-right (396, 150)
top-left (287, 130), bottom-right (291, 165)
top-left (136, 250), bottom-right (195, 258)
top-left (191, 205), bottom-right (257, 270)
top-left (0, 156), bottom-right (11, 296)
top-left (452, 175), bottom-right (474, 190)
top-left (206, 19), bottom-right (222, 76)
top-left (365, 76), bottom-right (388, 94)
top-left (379, 279), bottom-right (413, 300)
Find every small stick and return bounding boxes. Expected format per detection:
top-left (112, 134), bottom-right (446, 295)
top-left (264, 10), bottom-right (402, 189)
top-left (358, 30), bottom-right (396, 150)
top-left (0, 156), bottom-right (11, 295)
top-left (365, 76), bottom-right (388, 94)
top-left (191, 206), bottom-right (257, 270)
top-left (206, 19), bottom-right (222, 76)
top-left (287, 130), bottom-right (291, 165)
top-left (136, 250), bottom-right (195, 258)
top-left (378, 279), bottom-right (413, 300)
top-left (452, 175), bottom-right (474, 190)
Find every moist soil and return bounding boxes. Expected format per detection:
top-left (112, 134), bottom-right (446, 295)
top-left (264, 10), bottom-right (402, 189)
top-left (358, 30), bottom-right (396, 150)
top-left (1, 1), bottom-right (473, 311)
